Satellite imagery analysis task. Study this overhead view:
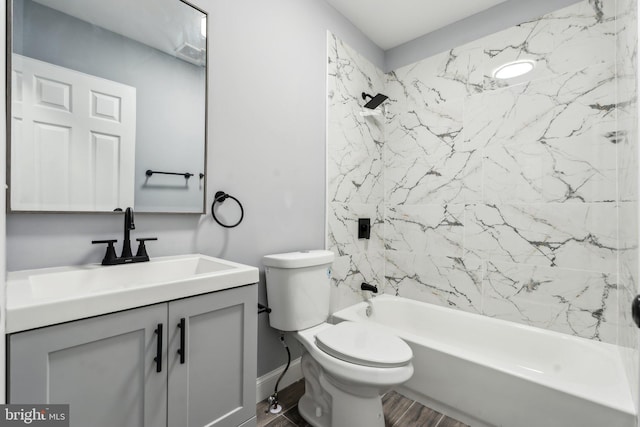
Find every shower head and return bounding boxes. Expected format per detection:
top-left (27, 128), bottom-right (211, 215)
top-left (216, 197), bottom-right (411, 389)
top-left (362, 92), bottom-right (388, 109)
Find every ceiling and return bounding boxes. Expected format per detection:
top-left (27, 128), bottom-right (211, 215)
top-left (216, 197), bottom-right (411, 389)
top-left (32, 0), bottom-right (206, 64)
top-left (33, 0), bottom-right (510, 62)
top-left (325, 0), bottom-right (509, 50)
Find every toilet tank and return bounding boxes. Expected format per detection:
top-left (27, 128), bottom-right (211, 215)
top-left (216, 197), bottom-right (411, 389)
top-left (263, 250), bottom-right (334, 331)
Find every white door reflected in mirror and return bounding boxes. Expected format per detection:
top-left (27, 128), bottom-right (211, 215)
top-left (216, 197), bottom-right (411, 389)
top-left (11, 55), bottom-right (136, 211)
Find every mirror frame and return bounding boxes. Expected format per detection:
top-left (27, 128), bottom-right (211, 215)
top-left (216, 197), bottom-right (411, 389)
top-left (5, 0), bottom-right (209, 214)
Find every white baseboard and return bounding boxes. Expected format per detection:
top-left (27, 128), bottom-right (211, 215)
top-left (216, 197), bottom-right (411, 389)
top-left (256, 357), bottom-right (303, 403)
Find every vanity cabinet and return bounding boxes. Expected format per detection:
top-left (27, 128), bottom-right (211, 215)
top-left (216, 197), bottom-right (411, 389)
top-left (8, 284), bottom-right (257, 427)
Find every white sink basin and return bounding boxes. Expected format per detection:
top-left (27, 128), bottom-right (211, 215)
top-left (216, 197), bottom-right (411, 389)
top-left (6, 254), bottom-right (259, 333)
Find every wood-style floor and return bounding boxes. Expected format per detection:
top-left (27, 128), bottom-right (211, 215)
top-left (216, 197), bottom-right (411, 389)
top-left (256, 380), bottom-right (469, 427)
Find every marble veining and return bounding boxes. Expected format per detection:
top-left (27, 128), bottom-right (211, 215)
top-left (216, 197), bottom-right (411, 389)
top-left (464, 203), bottom-right (618, 273)
top-left (327, 0), bottom-right (636, 347)
top-left (482, 260), bottom-right (617, 340)
top-left (327, 34), bottom-right (385, 205)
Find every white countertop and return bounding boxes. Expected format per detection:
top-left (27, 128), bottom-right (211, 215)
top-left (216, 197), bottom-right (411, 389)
top-left (6, 254), bottom-right (259, 333)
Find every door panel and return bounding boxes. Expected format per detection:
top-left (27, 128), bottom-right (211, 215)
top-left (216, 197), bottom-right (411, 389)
top-left (9, 304), bottom-right (167, 427)
top-left (168, 285), bottom-right (257, 427)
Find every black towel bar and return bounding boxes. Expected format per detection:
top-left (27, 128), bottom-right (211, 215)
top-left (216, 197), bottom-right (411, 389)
top-left (146, 169), bottom-right (193, 179)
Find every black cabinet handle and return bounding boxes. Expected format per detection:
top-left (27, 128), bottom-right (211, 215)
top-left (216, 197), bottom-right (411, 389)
top-left (177, 318), bottom-right (186, 364)
top-left (154, 323), bottom-right (163, 373)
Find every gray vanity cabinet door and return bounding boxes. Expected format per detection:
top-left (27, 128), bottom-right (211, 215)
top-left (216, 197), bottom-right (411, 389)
top-left (167, 284), bottom-right (257, 427)
top-left (9, 304), bottom-right (168, 427)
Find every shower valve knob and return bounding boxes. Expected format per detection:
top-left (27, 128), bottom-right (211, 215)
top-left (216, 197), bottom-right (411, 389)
top-left (358, 218), bottom-right (371, 239)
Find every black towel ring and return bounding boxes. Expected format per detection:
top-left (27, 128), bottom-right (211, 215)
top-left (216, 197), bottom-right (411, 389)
top-left (211, 191), bottom-right (244, 228)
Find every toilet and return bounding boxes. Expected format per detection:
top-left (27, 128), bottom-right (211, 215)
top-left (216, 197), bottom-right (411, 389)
top-left (263, 250), bottom-right (414, 427)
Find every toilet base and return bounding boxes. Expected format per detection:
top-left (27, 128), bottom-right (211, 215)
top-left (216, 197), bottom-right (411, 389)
top-left (298, 353), bottom-right (386, 427)
top-left (298, 394), bottom-right (330, 427)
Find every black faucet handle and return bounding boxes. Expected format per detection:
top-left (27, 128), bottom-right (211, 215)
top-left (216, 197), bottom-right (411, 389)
top-left (135, 237), bottom-right (158, 258)
top-left (92, 240), bottom-right (118, 265)
top-left (92, 239), bottom-right (117, 244)
top-left (136, 237), bottom-right (158, 243)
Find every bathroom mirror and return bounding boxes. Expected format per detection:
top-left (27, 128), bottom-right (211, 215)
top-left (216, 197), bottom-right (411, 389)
top-left (7, 0), bottom-right (207, 213)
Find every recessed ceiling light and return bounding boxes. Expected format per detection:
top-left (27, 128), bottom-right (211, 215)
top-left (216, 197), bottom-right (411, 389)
top-left (493, 60), bottom-right (535, 79)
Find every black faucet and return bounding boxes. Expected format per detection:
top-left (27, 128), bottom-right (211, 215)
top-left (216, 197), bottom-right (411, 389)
top-left (121, 207), bottom-right (135, 258)
top-left (92, 207), bottom-right (158, 265)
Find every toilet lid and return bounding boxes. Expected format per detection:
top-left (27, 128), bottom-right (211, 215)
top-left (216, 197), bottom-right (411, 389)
top-left (315, 322), bottom-right (412, 368)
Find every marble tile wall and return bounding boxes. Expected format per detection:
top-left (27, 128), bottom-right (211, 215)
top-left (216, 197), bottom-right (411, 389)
top-left (615, 0), bottom-right (639, 407)
top-left (327, 0), bottom-right (637, 348)
top-left (326, 32), bottom-right (387, 312)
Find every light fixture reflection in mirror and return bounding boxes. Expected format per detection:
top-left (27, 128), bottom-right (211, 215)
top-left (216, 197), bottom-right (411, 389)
top-left (493, 60), bottom-right (535, 80)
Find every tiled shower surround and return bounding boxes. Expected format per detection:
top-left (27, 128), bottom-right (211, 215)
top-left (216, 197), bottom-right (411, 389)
top-left (327, 0), bottom-right (638, 352)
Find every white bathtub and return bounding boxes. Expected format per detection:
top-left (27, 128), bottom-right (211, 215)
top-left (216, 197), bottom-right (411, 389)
top-left (332, 295), bottom-right (636, 427)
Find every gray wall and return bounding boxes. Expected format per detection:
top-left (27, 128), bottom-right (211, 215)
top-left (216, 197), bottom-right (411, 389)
top-left (14, 0), bottom-right (206, 212)
top-left (7, 0), bottom-right (383, 377)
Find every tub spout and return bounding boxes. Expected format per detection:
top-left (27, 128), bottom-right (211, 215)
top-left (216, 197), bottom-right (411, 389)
top-left (361, 282), bottom-right (378, 317)
top-left (361, 282), bottom-right (378, 293)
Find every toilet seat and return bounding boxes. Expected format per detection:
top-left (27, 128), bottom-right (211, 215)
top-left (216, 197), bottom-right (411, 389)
top-left (295, 323), bottom-right (414, 388)
top-left (315, 322), bottom-right (412, 368)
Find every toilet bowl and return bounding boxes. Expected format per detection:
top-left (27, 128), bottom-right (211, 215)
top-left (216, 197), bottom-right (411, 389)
top-left (295, 322), bottom-right (414, 427)
top-left (263, 250), bottom-right (414, 427)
